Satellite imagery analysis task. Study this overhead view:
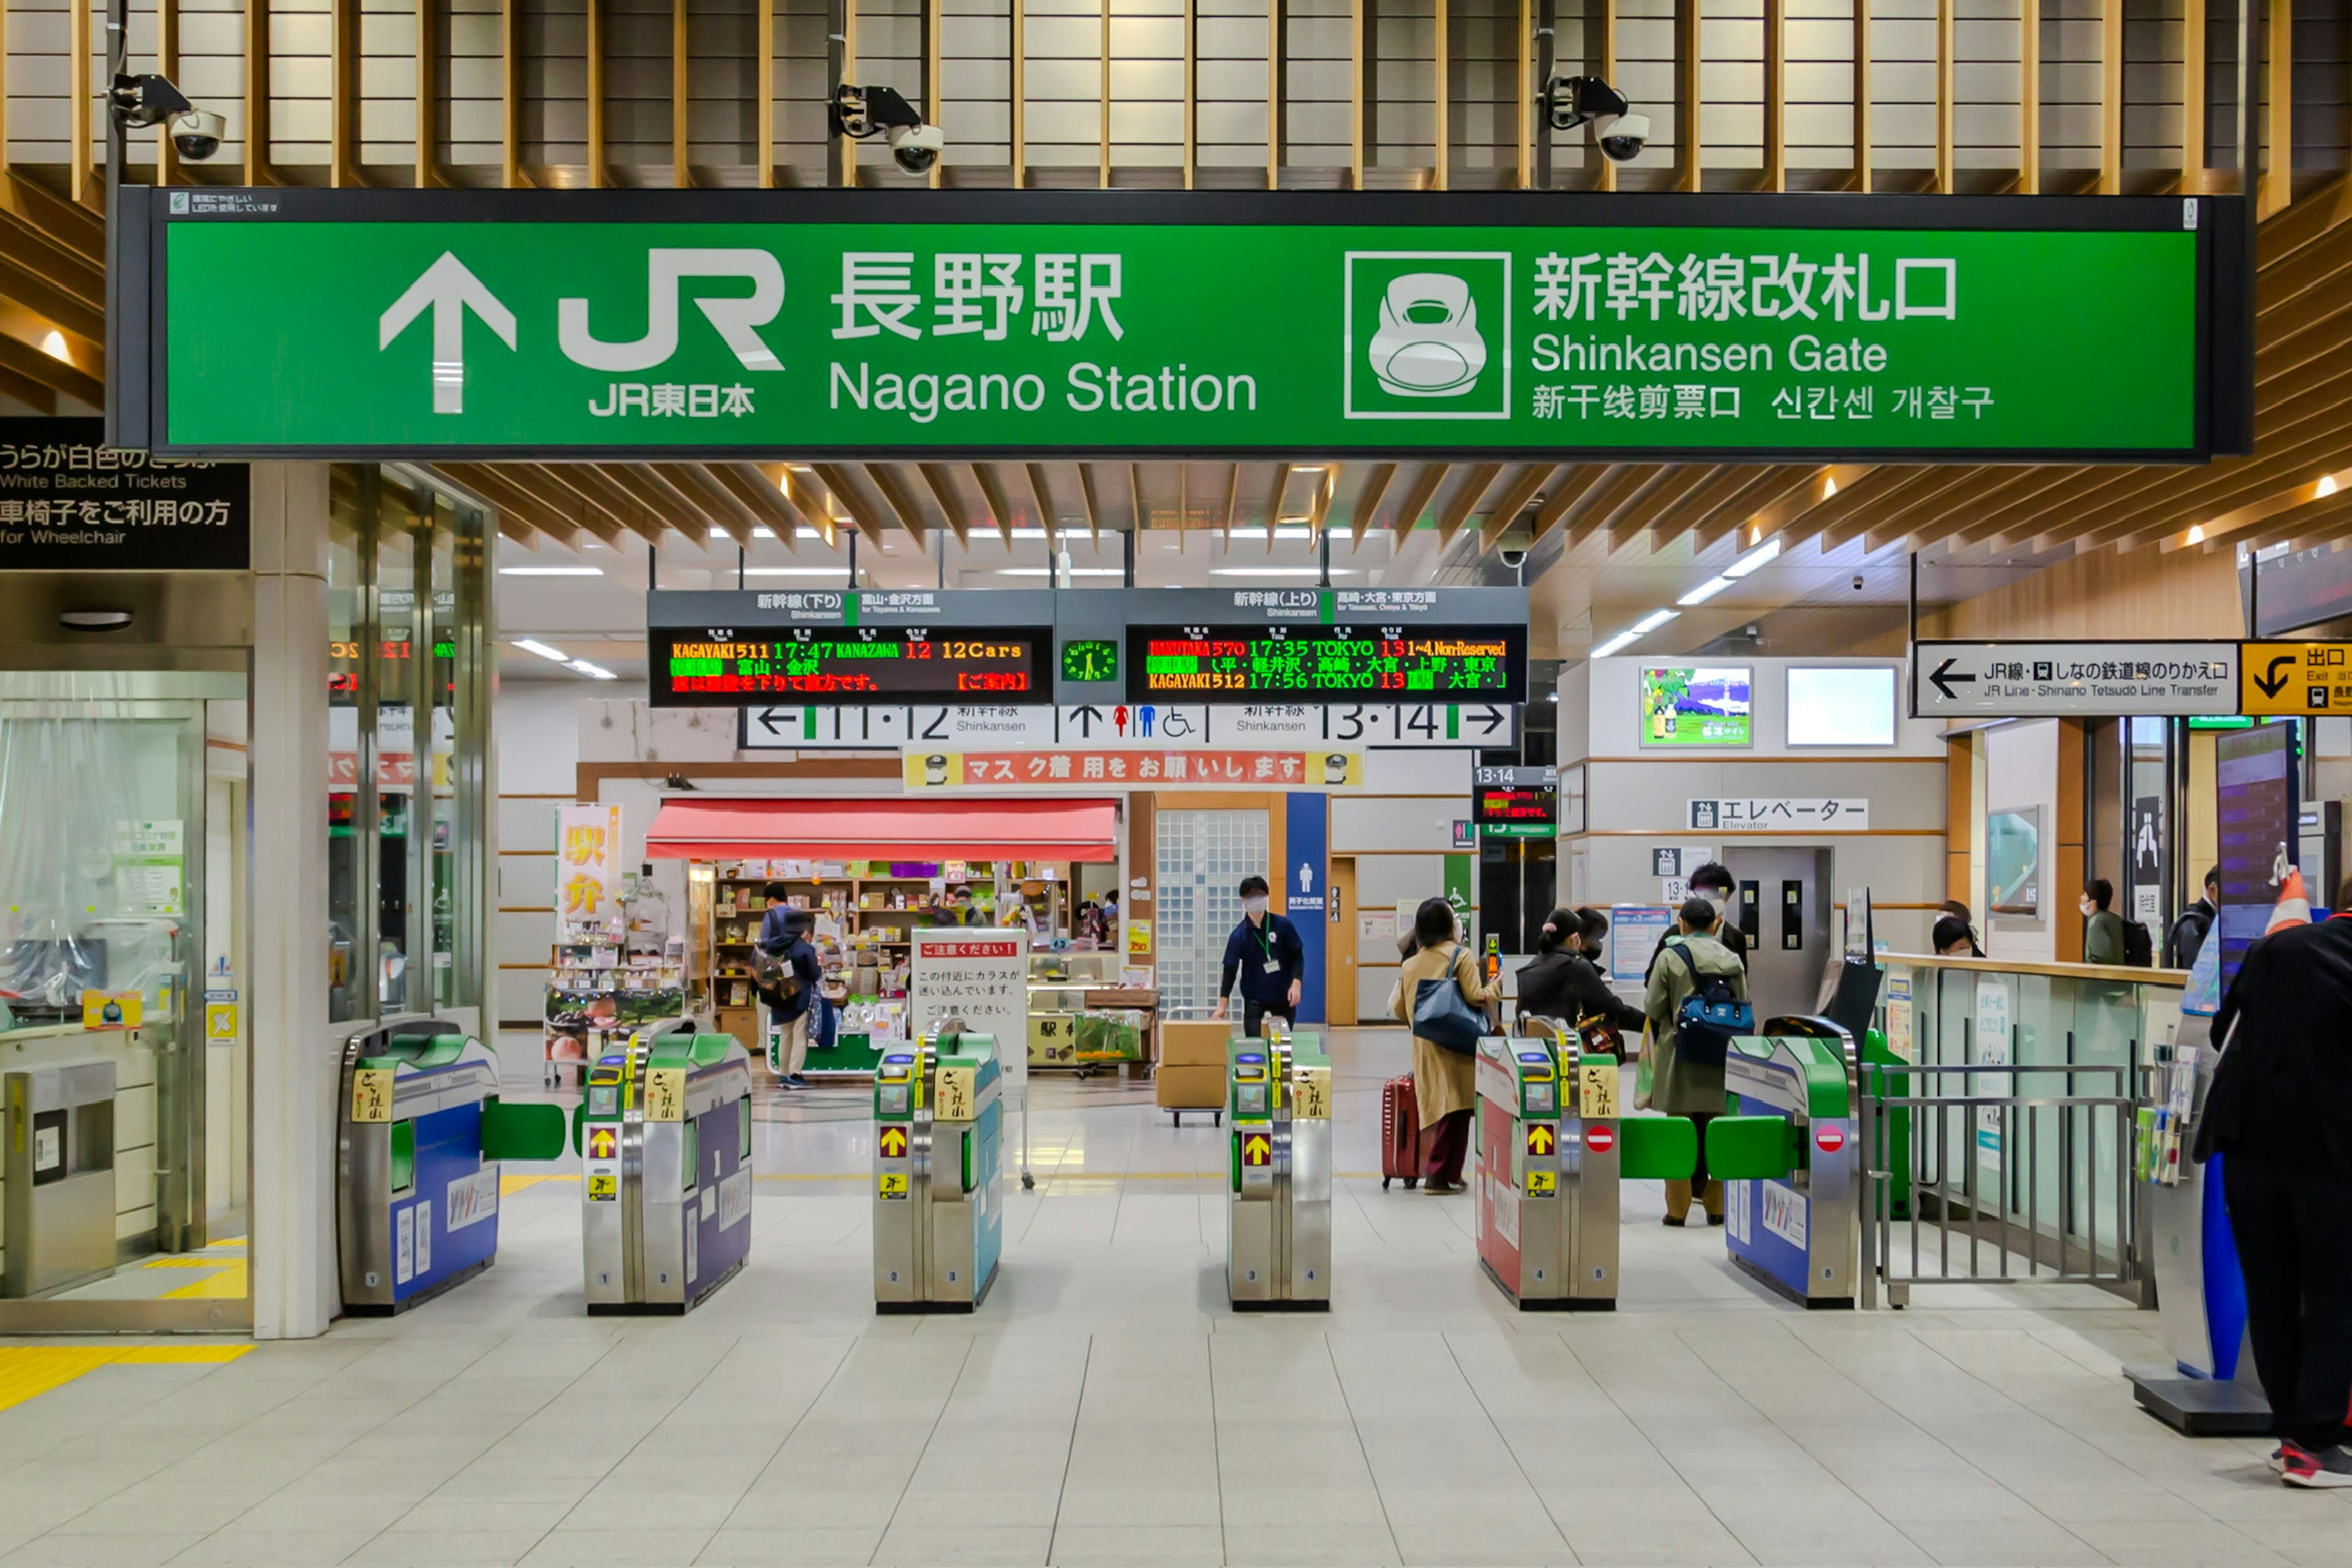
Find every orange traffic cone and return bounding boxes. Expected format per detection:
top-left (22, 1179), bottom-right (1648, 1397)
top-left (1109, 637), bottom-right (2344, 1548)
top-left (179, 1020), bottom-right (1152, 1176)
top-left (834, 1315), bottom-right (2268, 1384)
top-left (2267, 866), bottom-right (2312, 934)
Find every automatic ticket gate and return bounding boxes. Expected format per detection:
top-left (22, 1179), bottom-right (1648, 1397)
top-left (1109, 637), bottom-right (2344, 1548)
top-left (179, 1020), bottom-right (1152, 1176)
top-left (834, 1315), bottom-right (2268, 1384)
top-left (337, 1017), bottom-right (565, 1314)
top-left (577, 1021), bottom-right (755, 1315)
top-left (1226, 1030), bottom-right (1331, 1310)
top-left (1709, 1019), bottom-right (1862, 1308)
top-left (1473, 1031), bottom-right (1697, 1310)
top-left (874, 1031), bottom-right (1005, 1313)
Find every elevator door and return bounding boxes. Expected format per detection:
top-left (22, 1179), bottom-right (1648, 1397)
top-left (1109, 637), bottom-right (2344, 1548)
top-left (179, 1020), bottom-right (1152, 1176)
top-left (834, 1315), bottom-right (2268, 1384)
top-left (1723, 847), bottom-right (1835, 1023)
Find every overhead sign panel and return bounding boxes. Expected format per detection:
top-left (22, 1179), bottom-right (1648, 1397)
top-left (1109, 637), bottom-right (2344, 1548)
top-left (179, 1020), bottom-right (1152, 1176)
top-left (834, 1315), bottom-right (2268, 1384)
top-left (1472, 766), bottom-right (1559, 839)
top-left (1911, 641), bottom-right (2241, 717)
top-left (1128, 624), bottom-right (1527, 704)
top-left (650, 625), bottom-right (1052, 706)
top-left (125, 189), bottom-right (2239, 461)
top-left (2239, 641), bottom-right (2352, 714)
top-left (740, 701), bottom-right (1516, 750)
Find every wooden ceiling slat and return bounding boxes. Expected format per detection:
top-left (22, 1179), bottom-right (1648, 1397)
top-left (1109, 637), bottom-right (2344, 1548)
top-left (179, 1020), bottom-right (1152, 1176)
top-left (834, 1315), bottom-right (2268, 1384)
top-left (1387, 463), bottom-right (1449, 544)
top-left (919, 464), bottom-right (971, 546)
top-left (1306, 463), bottom-right (1338, 539)
top-left (1647, 465), bottom-right (1758, 549)
top-left (702, 463), bottom-right (808, 547)
top-left (0, 331), bottom-right (99, 406)
top-left (1602, 464), bottom-right (1721, 549)
top-left (1217, 464), bottom-right (1240, 544)
top-left (1026, 464), bottom-right (1062, 549)
top-left (1562, 466), bottom-right (1662, 549)
top-left (2109, 420), bottom-right (2352, 551)
top-left (867, 463), bottom-right (933, 547)
top-left (1822, 469), bottom-right (1961, 549)
top-left (971, 464), bottom-right (1016, 545)
top-left (532, 467), bottom-right (646, 545)
top-left (1702, 466), bottom-right (1833, 552)
top-left (1477, 464), bottom-right (1554, 549)
top-left (809, 463), bottom-right (891, 547)
top-left (1529, 465), bottom-right (1608, 540)
top-left (1261, 462), bottom-right (1295, 546)
top-left (439, 463), bottom-right (601, 544)
top-left (1076, 464), bottom-right (1104, 544)
top-left (2079, 387), bottom-right (2352, 548)
top-left (1349, 462), bottom-right (1397, 545)
top-left (1434, 462), bottom-right (1501, 548)
top-left (600, 464), bottom-right (717, 545)
top-left (652, 462), bottom-right (760, 549)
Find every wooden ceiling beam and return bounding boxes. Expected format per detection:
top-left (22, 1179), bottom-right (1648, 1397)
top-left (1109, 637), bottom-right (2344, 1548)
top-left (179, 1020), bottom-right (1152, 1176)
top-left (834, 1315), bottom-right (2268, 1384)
top-left (1349, 463), bottom-right (1396, 546)
top-left (654, 463), bottom-right (761, 549)
top-left (1260, 462), bottom-right (1295, 545)
top-left (1387, 463), bottom-right (1449, 545)
top-left (2116, 421), bottom-right (2352, 551)
top-left (868, 463), bottom-right (934, 548)
top-left (1477, 464), bottom-right (1555, 550)
top-left (809, 464), bottom-right (892, 547)
top-left (600, 464), bottom-right (715, 545)
top-left (1529, 465), bottom-right (1609, 541)
top-left (703, 463), bottom-right (808, 548)
top-left (1605, 465), bottom-right (1726, 549)
top-left (438, 462), bottom-right (606, 545)
top-left (1702, 466), bottom-right (1830, 552)
top-left (1820, 469), bottom-right (1953, 549)
top-left (1562, 466), bottom-right (1660, 549)
top-left (918, 464), bottom-right (971, 546)
top-left (1076, 464), bottom-right (1105, 545)
top-left (1648, 465), bottom-right (1759, 549)
top-left (0, 330), bottom-right (101, 406)
top-left (1434, 463), bottom-right (1502, 548)
top-left (2082, 393), bottom-right (2352, 547)
top-left (971, 464), bottom-right (1016, 546)
top-left (1027, 464), bottom-right (1062, 551)
top-left (537, 466), bottom-right (658, 545)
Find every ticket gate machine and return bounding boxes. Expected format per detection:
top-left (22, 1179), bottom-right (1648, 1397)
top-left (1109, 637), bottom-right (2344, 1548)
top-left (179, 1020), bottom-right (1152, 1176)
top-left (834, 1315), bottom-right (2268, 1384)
top-left (337, 1017), bottom-right (566, 1315)
top-left (577, 1022), bottom-right (755, 1315)
top-left (874, 1032), bottom-right (1005, 1313)
top-left (1473, 1031), bottom-right (1697, 1310)
top-left (1226, 1031), bottom-right (1331, 1310)
top-left (1709, 1020), bottom-right (1862, 1308)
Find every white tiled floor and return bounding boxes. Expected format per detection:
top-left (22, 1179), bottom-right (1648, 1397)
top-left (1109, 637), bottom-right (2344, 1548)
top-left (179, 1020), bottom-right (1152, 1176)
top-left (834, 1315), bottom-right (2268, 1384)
top-left (3, 1027), bottom-right (2345, 1567)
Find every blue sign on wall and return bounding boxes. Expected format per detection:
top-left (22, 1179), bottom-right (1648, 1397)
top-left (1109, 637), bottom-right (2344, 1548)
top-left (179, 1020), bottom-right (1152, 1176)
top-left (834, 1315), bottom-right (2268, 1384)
top-left (1286, 793), bottom-right (1329, 1025)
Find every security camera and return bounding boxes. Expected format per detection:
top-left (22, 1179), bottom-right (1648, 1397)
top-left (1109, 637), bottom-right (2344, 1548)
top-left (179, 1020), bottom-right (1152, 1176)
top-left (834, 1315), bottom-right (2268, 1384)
top-left (1595, 111), bottom-right (1651, 164)
top-left (833, 85), bottom-right (944, 177)
top-left (108, 72), bottom-right (191, 129)
top-left (889, 121), bottom-right (944, 176)
top-left (1498, 548), bottom-right (1528, 570)
top-left (1852, 574), bottom-right (1866, 591)
top-left (171, 109), bottom-right (224, 162)
top-left (1543, 75), bottom-right (1647, 164)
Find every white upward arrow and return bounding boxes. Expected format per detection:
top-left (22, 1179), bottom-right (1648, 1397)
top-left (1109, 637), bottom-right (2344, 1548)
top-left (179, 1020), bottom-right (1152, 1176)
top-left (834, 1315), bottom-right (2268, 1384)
top-left (379, 253), bottom-right (518, 415)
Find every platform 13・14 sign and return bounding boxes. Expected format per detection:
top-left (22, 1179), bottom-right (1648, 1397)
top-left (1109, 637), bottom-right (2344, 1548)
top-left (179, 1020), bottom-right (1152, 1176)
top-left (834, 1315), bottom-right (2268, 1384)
top-left (140, 189), bottom-right (2222, 459)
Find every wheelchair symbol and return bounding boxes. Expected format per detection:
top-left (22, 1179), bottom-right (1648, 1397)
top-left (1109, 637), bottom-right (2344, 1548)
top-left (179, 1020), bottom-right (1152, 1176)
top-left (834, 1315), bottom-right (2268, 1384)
top-left (1159, 709), bottom-right (1196, 739)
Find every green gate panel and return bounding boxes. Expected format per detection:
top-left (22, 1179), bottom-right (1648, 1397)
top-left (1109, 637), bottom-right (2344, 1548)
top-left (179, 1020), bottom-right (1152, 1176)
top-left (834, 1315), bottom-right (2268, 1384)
top-left (1617, 1115), bottom-right (1697, 1180)
top-left (481, 1100), bottom-right (568, 1162)
top-left (1705, 1115), bottom-right (1800, 1180)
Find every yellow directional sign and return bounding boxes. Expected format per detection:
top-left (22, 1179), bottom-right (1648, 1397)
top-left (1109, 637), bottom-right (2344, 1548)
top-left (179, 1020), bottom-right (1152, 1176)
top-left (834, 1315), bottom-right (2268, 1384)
top-left (1242, 1132), bottom-right (1272, 1167)
top-left (1525, 1123), bottom-right (1556, 1157)
top-left (586, 1125), bottom-right (619, 1161)
top-left (2242, 641), bottom-right (2352, 715)
top-left (879, 1126), bottom-right (910, 1159)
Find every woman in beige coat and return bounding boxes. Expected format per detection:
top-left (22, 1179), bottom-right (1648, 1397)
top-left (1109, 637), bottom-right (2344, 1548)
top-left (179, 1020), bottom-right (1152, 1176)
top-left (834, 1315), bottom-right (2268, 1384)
top-left (1390, 896), bottom-right (1498, 1193)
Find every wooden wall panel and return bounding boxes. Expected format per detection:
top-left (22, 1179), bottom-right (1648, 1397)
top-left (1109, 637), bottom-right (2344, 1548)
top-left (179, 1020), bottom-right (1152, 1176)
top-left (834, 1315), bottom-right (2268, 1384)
top-left (2054, 718), bottom-right (2086, 964)
top-left (1926, 544), bottom-right (2244, 642)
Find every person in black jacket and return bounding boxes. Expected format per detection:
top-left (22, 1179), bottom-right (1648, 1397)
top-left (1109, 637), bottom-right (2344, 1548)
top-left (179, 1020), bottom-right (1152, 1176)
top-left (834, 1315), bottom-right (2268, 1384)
top-left (1210, 875), bottom-right (1305, 1037)
top-left (2192, 885), bottom-right (2352, 1488)
top-left (1515, 908), bottom-right (1645, 1036)
top-left (1645, 862), bottom-right (1749, 980)
top-left (2166, 868), bottom-right (2220, 970)
top-left (755, 899), bottom-right (824, 1090)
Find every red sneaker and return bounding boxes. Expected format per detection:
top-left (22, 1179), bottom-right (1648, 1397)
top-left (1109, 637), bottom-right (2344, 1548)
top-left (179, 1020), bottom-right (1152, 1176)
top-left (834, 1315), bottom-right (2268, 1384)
top-left (2279, 1441), bottom-right (2352, 1489)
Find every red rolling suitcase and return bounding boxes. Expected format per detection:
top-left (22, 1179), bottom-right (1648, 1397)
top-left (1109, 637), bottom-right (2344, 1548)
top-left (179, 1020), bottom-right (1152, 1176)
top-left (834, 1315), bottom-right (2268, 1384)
top-left (1381, 1073), bottom-right (1423, 1189)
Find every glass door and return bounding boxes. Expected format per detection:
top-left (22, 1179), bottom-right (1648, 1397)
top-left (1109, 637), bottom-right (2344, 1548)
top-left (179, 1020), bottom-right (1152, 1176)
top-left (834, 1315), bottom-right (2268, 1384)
top-left (0, 671), bottom-right (249, 1329)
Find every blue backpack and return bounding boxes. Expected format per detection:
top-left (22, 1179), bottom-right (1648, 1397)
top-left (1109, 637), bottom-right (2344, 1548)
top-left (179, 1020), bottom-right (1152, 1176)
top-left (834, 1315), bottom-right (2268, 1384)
top-left (1667, 942), bottom-right (1752, 1068)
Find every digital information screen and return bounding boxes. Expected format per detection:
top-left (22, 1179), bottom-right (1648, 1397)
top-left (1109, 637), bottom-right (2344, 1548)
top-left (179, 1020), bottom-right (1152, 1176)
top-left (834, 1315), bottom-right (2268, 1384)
top-left (1126, 625), bottom-right (1526, 703)
top-left (1472, 766), bottom-right (1558, 839)
top-left (650, 627), bottom-right (1054, 707)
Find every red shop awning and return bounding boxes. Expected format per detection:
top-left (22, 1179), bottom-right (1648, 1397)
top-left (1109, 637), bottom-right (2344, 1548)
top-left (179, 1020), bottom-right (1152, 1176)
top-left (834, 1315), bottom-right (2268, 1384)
top-left (643, 797), bottom-right (1120, 862)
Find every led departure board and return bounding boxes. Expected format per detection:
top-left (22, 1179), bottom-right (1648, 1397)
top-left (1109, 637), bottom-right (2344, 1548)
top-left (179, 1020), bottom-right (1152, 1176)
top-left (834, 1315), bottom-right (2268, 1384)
top-left (650, 627), bottom-right (1054, 707)
top-left (1126, 625), bottom-right (1526, 704)
top-left (1472, 766), bottom-right (1559, 839)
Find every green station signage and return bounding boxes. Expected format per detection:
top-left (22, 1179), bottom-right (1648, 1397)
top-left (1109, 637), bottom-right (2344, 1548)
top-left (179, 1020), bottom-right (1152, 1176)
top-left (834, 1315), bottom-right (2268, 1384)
top-left (122, 188), bottom-right (2242, 461)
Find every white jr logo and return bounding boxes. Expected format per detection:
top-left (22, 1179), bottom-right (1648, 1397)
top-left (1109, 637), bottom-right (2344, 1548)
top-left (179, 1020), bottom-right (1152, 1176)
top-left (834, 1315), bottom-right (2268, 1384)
top-left (559, 249), bottom-right (786, 373)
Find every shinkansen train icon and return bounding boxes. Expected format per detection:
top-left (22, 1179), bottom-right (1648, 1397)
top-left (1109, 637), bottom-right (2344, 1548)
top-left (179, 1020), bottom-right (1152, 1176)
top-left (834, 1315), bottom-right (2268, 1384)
top-left (1367, 272), bottom-right (1488, 397)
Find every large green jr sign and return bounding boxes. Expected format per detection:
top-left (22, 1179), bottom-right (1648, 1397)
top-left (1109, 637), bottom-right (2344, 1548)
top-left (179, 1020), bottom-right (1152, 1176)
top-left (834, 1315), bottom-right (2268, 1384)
top-left (127, 189), bottom-right (2241, 460)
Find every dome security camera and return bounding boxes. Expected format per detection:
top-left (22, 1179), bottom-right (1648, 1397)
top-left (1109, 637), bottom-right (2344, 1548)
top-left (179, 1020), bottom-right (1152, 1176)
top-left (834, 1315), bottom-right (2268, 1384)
top-left (889, 121), bottom-right (945, 176)
top-left (172, 109), bottom-right (224, 161)
top-left (1595, 112), bottom-right (1651, 164)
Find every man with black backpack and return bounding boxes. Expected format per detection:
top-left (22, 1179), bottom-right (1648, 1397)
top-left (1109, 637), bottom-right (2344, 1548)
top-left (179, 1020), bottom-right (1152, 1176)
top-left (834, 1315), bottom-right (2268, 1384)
top-left (1643, 896), bottom-right (1753, 1227)
top-left (755, 885), bottom-right (823, 1089)
top-left (2166, 867), bottom-right (2220, 970)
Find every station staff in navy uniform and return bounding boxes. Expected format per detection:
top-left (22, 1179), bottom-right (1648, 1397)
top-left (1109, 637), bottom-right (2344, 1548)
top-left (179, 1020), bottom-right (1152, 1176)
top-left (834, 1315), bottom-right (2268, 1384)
top-left (1210, 875), bottom-right (1305, 1038)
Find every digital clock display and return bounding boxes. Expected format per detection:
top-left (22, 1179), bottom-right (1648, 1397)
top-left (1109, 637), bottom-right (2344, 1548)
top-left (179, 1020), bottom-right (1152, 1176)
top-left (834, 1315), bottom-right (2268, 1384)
top-left (1125, 624), bottom-right (1526, 703)
top-left (650, 626), bottom-right (1054, 707)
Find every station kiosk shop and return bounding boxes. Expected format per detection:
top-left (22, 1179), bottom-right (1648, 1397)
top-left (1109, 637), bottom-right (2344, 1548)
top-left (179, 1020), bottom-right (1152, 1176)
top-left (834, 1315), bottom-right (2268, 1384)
top-left (643, 798), bottom-right (1136, 1078)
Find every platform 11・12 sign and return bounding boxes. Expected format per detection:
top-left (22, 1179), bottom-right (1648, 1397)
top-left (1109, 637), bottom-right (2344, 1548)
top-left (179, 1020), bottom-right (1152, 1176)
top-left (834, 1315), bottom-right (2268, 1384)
top-left (128, 188), bottom-right (2237, 461)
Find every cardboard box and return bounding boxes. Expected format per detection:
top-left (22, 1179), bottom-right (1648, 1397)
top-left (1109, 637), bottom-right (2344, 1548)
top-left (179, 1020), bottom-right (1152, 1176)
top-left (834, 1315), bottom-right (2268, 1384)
top-left (1155, 1062), bottom-right (1227, 1110)
top-left (1159, 1020), bottom-right (1232, 1068)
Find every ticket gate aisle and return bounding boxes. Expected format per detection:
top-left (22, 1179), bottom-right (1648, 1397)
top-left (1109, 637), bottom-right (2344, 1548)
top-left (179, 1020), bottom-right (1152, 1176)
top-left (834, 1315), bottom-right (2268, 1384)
top-left (577, 1021), bottom-right (756, 1315)
top-left (1226, 1031), bottom-right (1331, 1310)
top-left (337, 1017), bottom-right (566, 1314)
top-left (874, 1032), bottom-right (1005, 1313)
top-left (1709, 1018), bottom-right (1863, 1308)
top-left (1473, 1031), bottom-right (1697, 1310)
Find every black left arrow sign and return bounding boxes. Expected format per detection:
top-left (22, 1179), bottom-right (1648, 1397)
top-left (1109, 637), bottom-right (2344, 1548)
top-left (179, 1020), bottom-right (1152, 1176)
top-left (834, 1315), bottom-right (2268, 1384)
top-left (1928, 657), bottom-right (1978, 702)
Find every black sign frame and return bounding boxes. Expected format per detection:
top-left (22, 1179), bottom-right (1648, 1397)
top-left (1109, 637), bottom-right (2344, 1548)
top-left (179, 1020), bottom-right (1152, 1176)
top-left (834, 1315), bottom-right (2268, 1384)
top-left (0, 418), bottom-right (249, 570)
top-left (649, 624), bottom-right (1055, 708)
top-left (1125, 622), bottom-right (1529, 705)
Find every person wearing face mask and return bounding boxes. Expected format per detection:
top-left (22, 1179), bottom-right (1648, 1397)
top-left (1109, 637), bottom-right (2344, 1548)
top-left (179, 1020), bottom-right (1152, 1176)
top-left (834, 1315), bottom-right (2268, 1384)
top-left (1211, 875), bottom-right (1305, 1037)
top-left (1643, 862), bottom-right (1749, 982)
top-left (2080, 878), bottom-right (2127, 966)
top-left (1517, 907), bottom-right (1645, 1041)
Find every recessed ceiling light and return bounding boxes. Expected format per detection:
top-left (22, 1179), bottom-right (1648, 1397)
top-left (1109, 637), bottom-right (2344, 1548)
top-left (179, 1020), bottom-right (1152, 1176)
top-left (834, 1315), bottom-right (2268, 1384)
top-left (1631, 608), bottom-right (1679, 635)
top-left (1677, 576), bottom-right (1734, 606)
top-left (567, 660), bottom-right (618, 680)
top-left (1589, 630), bottom-right (1640, 658)
top-left (1724, 537), bottom-right (1782, 578)
top-left (513, 639), bottom-right (570, 662)
top-left (40, 331), bottom-right (69, 362)
top-left (995, 567), bottom-right (1124, 577)
top-left (743, 567), bottom-right (856, 577)
top-left (1208, 567), bottom-right (1357, 577)
top-left (499, 565), bottom-right (603, 576)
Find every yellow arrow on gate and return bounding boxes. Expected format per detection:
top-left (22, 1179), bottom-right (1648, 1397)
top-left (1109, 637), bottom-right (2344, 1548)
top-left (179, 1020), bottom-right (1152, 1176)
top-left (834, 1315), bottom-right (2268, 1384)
top-left (1242, 1133), bottom-right (1272, 1167)
top-left (879, 1126), bottom-right (909, 1159)
top-left (1526, 1123), bottom-right (1555, 1156)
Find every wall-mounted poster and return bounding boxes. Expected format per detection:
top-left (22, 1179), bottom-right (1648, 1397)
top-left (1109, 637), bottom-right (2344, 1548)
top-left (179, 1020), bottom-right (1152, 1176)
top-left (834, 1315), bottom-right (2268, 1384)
top-left (1987, 807), bottom-right (2041, 917)
top-left (1639, 666), bottom-right (1752, 747)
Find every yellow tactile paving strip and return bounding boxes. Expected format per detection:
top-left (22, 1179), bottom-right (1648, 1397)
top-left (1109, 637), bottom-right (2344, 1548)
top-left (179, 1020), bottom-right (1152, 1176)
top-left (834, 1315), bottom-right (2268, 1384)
top-left (0, 1344), bottom-right (251, 1414)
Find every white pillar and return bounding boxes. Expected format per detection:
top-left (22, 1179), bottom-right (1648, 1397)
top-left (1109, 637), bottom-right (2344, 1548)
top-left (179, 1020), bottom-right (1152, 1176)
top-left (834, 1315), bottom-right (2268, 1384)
top-left (247, 462), bottom-right (334, 1339)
